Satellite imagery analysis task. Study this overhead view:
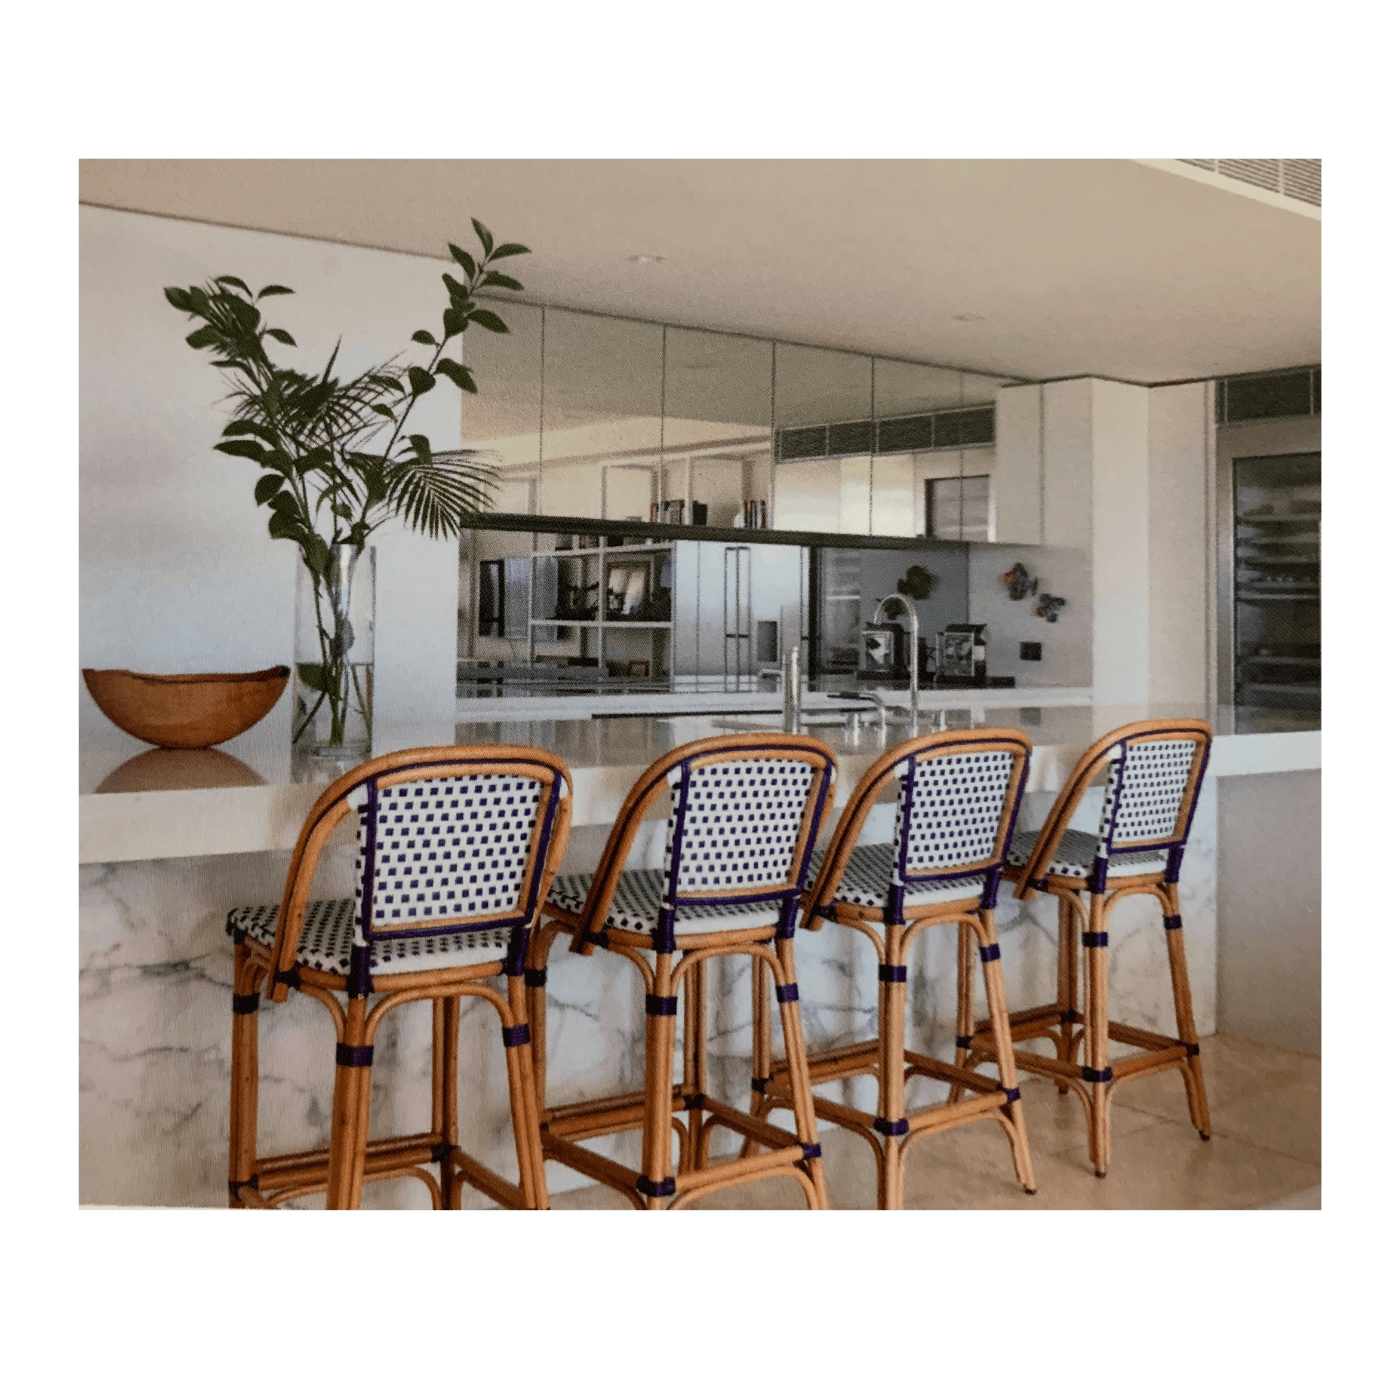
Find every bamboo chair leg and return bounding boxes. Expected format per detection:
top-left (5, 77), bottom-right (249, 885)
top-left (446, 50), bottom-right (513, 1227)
top-left (1085, 893), bottom-right (1112, 1178)
top-left (974, 913), bottom-right (1036, 1194)
top-left (228, 943), bottom-right (263, 1207)
top-left (1161, 885), bottom-right (1212, 1141)
top-left (525, 928), bottom-right (561, 1117)
top-left (1055, 895), bottom-right (1078, 1082)
top-left (774, 936), bottom-right (829, 1210)
top-left (327, 995), bottom-right (374, 1210)
top-left (740, 953), bottom-right (772, 1159)
top-left (947, 922), bottom-right (975, 1105)
top-left (434, 996), bottom-right (461, 1209)
top-left (641, 953), bottom-right (678, 1209)
top-left (504, 974), bottom-right (549, 1209)
top-left (681, 959), bottom-right (709, 1171)
top-left (877, 932), bottom-right (909, 1210)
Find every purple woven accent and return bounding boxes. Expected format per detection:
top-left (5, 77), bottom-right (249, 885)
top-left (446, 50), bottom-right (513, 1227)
top-left (751, 1076), bottom-right (770, 1094)
top-left (347, 942), bottom-right (373, 998)
top-left (873, 1117), bottom-right (909, 1137)
top-left (501, 1024), bottom-right (530, 1048)
top-left (231, 992), bottom-right (260, 1015)
top-left (228, 1174), bottom-right (259, 1194)
top-left (1163, 913), bottom-right (1183, 930)
top-left (1081, 1065), bottom-right (1113, 1083)
top-left (1082, 931), bottom-right (1108, 948)
top-left (955, 1034), bottom-right (973, 1049)
top-left (336, 1043), bottom-right (373, 1068)
top-left (1003, 1086), bottom-right (1021, 1104)
top-left (1165, 846), bottom-right (1185, 883)
top-left (801, 1141), bottom-right (822, 1160)
top-left (358, 778), bottom-right (379, 946)
top-left (1090, 854), bottom-right (1110, 894)
top-left (635, 1174), bottom-right (676, 1199)
top-left (1060, 1010), bottom-right (1078, 1024)
top-left (430, 1142), bottom-right (454, 1164)
top-left (979, 942), bottom-right (1001, 963)
top-left (981, 867), bottom-right (1003, 910)
top-left (883, 882), bottom-right (906, 927)
top-left (645, 994), bottom-right (679, 1016)
top-left (683, 1094), bottom-right (704, 1110)
top-left (878, 963), bottom-right (908, 983)
top-left (1185, 1042), bottom-right (1200, 1057)
top-left (775, 982), bottom-right (799, 1004)
top-left (524, 967), bottom-right (547, 987)
top-left (273, 967), bottom-right (301, 990)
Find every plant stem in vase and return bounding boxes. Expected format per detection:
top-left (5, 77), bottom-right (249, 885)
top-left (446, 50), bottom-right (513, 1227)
top-left (293, 545), bottom-right (374, 756)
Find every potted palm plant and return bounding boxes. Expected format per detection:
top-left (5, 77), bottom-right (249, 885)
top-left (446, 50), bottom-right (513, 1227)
top-left (165, 220), bottom-right (527, 756)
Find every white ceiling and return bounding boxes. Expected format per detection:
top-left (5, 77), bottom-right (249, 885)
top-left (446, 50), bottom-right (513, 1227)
top-left (78, 158), bottom-right (1320, 385)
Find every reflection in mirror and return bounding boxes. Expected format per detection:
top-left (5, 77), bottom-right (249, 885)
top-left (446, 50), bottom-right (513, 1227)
top-left (661, 329), bottom-right (772, 527)
top-left (773, 343), bottom-right (873, 533)
top-left (541, 309), bottom-right (663, 519)
top-left (460, 301), bottom-right (544, 506)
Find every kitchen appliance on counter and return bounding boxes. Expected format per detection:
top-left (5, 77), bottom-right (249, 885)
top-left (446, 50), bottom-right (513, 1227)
top-left (861, 621), bottom-right (904, 677)
top-left (934, 623), bottom-right (987, 683)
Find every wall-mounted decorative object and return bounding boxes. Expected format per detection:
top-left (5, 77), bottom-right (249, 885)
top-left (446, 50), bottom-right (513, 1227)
top-left (1002, 561), bottom-right (1038, 601)
top-left (1035, 592), bottom-right (1067, 623)
top-left (897, 564), bottom-right (937, 600)
top-left (164, 218), bottom-right (529, 758)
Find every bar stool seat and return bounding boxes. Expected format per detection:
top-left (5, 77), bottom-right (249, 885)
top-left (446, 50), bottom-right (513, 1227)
top-left (808, 842), bottom-right (988, 908)
top-left (1005, 829), bottom-right (1169, 880)
top-left (548, 869), bottom-right (782, 936)
top-left (227, 899), bottom-right (515, 976)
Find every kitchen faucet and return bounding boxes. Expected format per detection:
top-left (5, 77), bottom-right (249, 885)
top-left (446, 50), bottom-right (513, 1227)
top-left (871, 592), bottom-right (920, 730)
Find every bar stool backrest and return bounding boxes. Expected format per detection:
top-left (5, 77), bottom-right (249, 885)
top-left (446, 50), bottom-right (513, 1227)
top-left (574, 734), bottom-right (838, 952)
top-left (267, 746), bottom-right (572, 999)
top-left (1013, 719), bottom-right (1212, 897)
top-left (808, 729), bottom-right (1033, 925)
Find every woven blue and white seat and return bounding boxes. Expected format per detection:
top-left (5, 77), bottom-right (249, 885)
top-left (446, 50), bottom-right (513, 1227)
top-left (225, 746), bottom-right (572, 1211)
top-left (529, 734), bottom-right (839, 1210)
top-left (760, 727), bottom-right (1037, 1210)
top-left (984, 719), bottom-right (1215, 1178)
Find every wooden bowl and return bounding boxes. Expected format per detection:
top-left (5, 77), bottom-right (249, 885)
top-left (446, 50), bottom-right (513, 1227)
top-left (83, 666), bottom-right (290, 749)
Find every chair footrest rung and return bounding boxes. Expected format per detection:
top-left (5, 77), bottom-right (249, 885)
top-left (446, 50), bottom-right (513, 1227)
top-left (1105, 1021), bottom-right (1182, 1052)
top-left (256, 1133), bottom-right (442, 1190)
top-left (903, 1050), bottom-right (1007, 1097)
top-left (546, 1089), bottom-right (686, 1140)
top-left (448, 1149), bottom-right (525, 1209)
top-left (699, 1099), bottom-right (803, 1153)
top-left (540, 1132), bottom-right (645, 1199)
top-left (1111, 1046), bottom-right (1191, 1081)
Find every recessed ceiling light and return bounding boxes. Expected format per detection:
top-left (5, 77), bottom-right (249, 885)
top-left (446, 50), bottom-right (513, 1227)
top-left (627, 253), bottom-right (665, 264)
top-left (953, 312), bottom-right (986, 322)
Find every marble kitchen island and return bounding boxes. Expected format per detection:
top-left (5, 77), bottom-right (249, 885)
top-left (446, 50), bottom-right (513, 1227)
top-left (79, 692), bottom-right (1320, 1207)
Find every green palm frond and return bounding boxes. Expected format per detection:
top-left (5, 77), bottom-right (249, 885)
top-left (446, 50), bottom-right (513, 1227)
top-left (381, 451), bottom-right (501, 538)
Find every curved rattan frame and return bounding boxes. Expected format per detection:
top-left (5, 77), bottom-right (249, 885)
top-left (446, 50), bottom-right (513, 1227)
top-left (227, 745), bottom-right (573, 1210)
top-left (970, 718), bottom-right (1214, 1177)
top-left (757, 728), bottom-right (1037, 1209)
top-left (528, 733), bottom-right (838, 1210)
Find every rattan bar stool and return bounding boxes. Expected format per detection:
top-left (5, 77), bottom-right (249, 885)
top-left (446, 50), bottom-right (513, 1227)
top-left (758, 728), bottom-right (1037, 1209)
top-left (527, 734), bottom-right (838, 1209)
top-left (225, 746), bottom-right (572, 1209)
top-left (964, 718), bottom-right (1213, 1177)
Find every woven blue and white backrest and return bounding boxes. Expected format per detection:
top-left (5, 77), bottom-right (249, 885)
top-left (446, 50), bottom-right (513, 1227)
top-left (352, 773), bottom-right (545, 942)
top-left (890, 748), bottom-right (1016, 884)
top-left (664, 758), bottom-right (820, 900)
top-left (1095, 738), bottom-right (1199, 857)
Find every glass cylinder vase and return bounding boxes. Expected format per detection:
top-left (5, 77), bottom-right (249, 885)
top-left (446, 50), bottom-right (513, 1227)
top-left (292, 545), bottom-right (375, 759)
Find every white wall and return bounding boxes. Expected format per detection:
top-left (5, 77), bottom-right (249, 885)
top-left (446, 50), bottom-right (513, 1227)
top-left (1148, 381), bottom-right (1212, 707)
top-left (80, 207), bottom-right (463, 736)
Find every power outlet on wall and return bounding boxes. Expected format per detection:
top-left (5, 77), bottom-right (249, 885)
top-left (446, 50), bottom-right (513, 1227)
top-left (1020, 642), bottom-right (1042, 661)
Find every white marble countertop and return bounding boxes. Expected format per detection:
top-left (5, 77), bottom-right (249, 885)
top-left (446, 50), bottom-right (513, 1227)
top-left (79, 690), bottom-right (1320, 865)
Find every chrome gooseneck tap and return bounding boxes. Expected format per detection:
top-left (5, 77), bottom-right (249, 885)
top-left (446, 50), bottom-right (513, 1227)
top-left (871, 592), bottom-right (919, 731)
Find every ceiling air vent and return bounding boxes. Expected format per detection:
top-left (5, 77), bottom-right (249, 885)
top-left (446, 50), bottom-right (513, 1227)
top-left (1216, 367), bottom-right (1319, 423)
top-left (1178, 158), bottom-right (1321, 207)
top-left (876, 415), bottom-right (934, 453)
top-left (932, 406), bottom-right (995, 448)
top-left (828, 420), bottom-right (874, 455)
top-left (777, 425), bottom-right (829, 461)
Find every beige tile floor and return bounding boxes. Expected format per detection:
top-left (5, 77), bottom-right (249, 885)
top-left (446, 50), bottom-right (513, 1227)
top-left (548, 1032), bottom-right (1321, 1210)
